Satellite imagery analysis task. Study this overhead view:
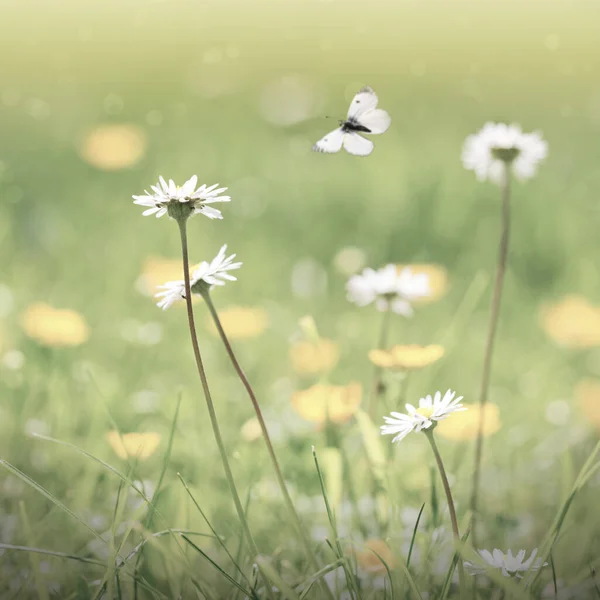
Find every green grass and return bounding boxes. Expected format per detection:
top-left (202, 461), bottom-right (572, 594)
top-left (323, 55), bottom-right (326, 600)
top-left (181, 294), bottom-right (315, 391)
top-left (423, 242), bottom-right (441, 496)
top-left (2, 1), bottom-right (600, 597)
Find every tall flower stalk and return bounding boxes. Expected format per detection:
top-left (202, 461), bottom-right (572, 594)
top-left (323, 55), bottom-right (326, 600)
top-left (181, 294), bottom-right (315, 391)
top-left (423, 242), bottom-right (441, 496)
top-left (381, 389), bottom-right (468, 596)
top-left (462, 123), bottom-right (548, 543)
top-left (201, 290), bottom-right (332, 591)
top-left (175, 217), bottom-right (261, 562)
top-left (424, 429), bottom-right (466, 594)
top-left (152, 231), bottom-right (333, 597)
top-left (133, 176), bottom-right (262, 564)
top-left (469, 163), bottom-right (511, 543)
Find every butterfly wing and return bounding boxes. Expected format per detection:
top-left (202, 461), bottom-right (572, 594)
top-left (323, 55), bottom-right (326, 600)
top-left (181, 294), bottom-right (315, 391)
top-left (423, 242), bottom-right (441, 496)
top-left (342, 133), bottom-right (374, 156)
top-left (347, 86), bottom-right (379, 120)
top-left (312, 128), bottom-right (344, 153)
top-left (357, 108), bottom-right (391, 134)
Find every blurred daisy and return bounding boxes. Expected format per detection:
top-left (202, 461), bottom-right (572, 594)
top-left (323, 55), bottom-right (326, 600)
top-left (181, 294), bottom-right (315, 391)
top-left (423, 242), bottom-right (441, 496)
top-left (464, 548), bottom-right (546, 578)
top-left (369, 344), bottom-right (444, 371)
top-left (21, 303), bottom-right (89, 347)
top-left (347, 265), bottom-right (430, 316)
top-left (381, 390), bottom-right (466, 444)
top-left (133, 175), bottom-right (230, 219)
top-left (436, 403), bottom-right (501, 441)
top-left (396, 264), bottom-right (448, 303)
top-left (107, 431), bottom-right (161, 460)
top-left (155, 245), bottom-right (242, 310)
top-left (462, 122), bottom-right (548, 185)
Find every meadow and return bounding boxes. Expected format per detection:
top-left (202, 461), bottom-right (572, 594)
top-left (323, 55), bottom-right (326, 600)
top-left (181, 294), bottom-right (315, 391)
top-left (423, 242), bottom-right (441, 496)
top-left (1, 1), bottom-right (600, 597)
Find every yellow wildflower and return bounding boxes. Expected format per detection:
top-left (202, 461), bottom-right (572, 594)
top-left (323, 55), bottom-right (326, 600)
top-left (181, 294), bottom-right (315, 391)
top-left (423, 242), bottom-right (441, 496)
top-left (354, 539), bottom-right (396, 574)
top-left (540, 295), bottom-right (600, 348)
top-left (241, 417), bottom-right (262, 442)
top-left (21, 303), bottom-right (89, 347)
top-left (292, 382), bottom-right (362, 424)
top-left (436, 403), bottom-right (501, 441)
top-left (208, 306), bottom-right (268, 340)
top-left (368, 344), bottom-right (444, 370)
top-left (79, 124), bottom-right (147, 171)
top-left (290, 339), bottom-right (339, 375)
top-left (106, 431), bottom-right (161, 460)
top-left (576, 379), bottom-right (600, 429)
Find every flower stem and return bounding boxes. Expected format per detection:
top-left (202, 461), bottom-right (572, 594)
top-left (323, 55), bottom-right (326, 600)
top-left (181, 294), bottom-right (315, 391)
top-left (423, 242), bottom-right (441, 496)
top-left (202, 291), bottom-right (334, 599)
top-left (367, 307), bottom-right (392, 418)
top-left (469, 164), bottom-right (511, 544)
top-left (424, 429), bottom-right (466, 595)
top-left (176, 219), bottom-right (261, 563)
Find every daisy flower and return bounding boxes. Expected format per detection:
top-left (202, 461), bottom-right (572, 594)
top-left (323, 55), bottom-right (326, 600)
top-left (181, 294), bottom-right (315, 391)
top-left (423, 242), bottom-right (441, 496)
top-left (464, 548), bottom-right (547, 578)
top-left (346, 265), bottom-right (430, 316)
top-left (155, 245), bottom-right (242, 310)
top-left (462, 122), bottom-right (548, 185)
top-left (381, 390), bottom-right (466, 444)
top-left (133, 175), bottom-right (231, 220)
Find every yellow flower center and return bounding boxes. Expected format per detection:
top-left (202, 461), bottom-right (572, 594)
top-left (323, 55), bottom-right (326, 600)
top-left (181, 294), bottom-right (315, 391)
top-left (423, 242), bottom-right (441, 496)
top-left (416, 406), bottom-right (434, 419)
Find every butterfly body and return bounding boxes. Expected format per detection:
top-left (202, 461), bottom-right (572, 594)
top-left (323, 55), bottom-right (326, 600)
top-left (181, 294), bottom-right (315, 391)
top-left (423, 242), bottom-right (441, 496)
top-left (340, 117), bottom-right (372, 134)
top-left (313, 86), bottom-right (391, 156)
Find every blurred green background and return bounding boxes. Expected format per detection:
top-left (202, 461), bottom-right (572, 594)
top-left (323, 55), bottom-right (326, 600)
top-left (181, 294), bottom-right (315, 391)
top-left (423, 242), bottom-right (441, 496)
top-left (1, 0), bottom-right (600, 597)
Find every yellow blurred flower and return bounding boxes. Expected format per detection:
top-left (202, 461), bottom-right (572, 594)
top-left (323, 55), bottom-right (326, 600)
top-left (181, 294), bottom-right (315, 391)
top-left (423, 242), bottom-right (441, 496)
top-left (79, 123), bottom-right (147, 171)
top-left (539, 295), bottom-right (600, 348)
top-left (369, 344), bottom-right (444, 370)
top-left (436, 403), bottom-right (501, 441)
top-left (208, 306), bottom-right (268, 340)
top-left (241, 417), bottom-right (262, 442)
top-left (396, 264), bottom-right (448, 303)
top-left (354, 539), bottom-right (396, 574)
top-left (290, 339), bottom-right (339, 375)
top-left (106, 431), bottom-right (161, 460)
top-left (21, 303), bottom-right (89, 347)
top-left (137, 257), bottom-right (202, 305)
top-left (575, 379), bottom-right (600, 429)
top-left (138, 257), bottom-right (183, 295)
top-left (292, 382), bottom-right (362, 424)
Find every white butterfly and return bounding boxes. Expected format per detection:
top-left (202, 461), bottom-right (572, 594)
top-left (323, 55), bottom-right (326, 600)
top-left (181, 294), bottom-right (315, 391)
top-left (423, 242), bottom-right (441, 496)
top-left (312, 86), bottom-right (391, 156)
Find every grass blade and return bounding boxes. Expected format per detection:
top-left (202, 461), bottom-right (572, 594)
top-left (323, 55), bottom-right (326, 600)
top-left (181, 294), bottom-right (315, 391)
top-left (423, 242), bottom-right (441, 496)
top-left (0, 460), bottom-right (107, 545)
top-left (256, 556), bottom-right (300, 600)
top-left (406, 503), bottom-right (425, 569)
top-left (181, 534), bottom-right (255, 599)
top-left (178, 472), bottom-right (249, 584)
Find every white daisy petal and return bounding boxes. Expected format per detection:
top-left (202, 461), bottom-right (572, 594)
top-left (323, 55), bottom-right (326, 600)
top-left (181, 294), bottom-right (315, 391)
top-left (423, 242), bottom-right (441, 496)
top-left (142, 207), bottom-right (160, 216)
top-left (462, 122), bottom-right (547, 185)
top-left (154, 245), bottom-right (242, 310)
top-left (197, 206), bottom-right (223, 219)
top-left (347, 264), bottom-right (432, 315)
top-left (133, 176), bottom-right (232, 220)
top-left (381, 389), bottom-right (466, 444)
top-left (465, 548), bottom-right (547, 578)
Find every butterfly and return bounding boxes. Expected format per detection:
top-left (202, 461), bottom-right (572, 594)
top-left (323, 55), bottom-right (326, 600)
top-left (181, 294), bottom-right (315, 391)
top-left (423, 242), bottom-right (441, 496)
top-left (312, 86), bottom-right (391, 156)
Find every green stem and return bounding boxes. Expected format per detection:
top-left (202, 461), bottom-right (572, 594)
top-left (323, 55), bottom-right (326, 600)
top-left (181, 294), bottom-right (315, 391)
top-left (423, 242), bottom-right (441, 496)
top-left (424, 429), bottom-right (466, 597)
top-left (367, 307), bottom-right (392, 419)
top-left (469, 163), bottom-right (512, 545)
top-left (176, 219), bottom-right (261, 564)
top-left (202, 291), bottom-right (332, 597)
